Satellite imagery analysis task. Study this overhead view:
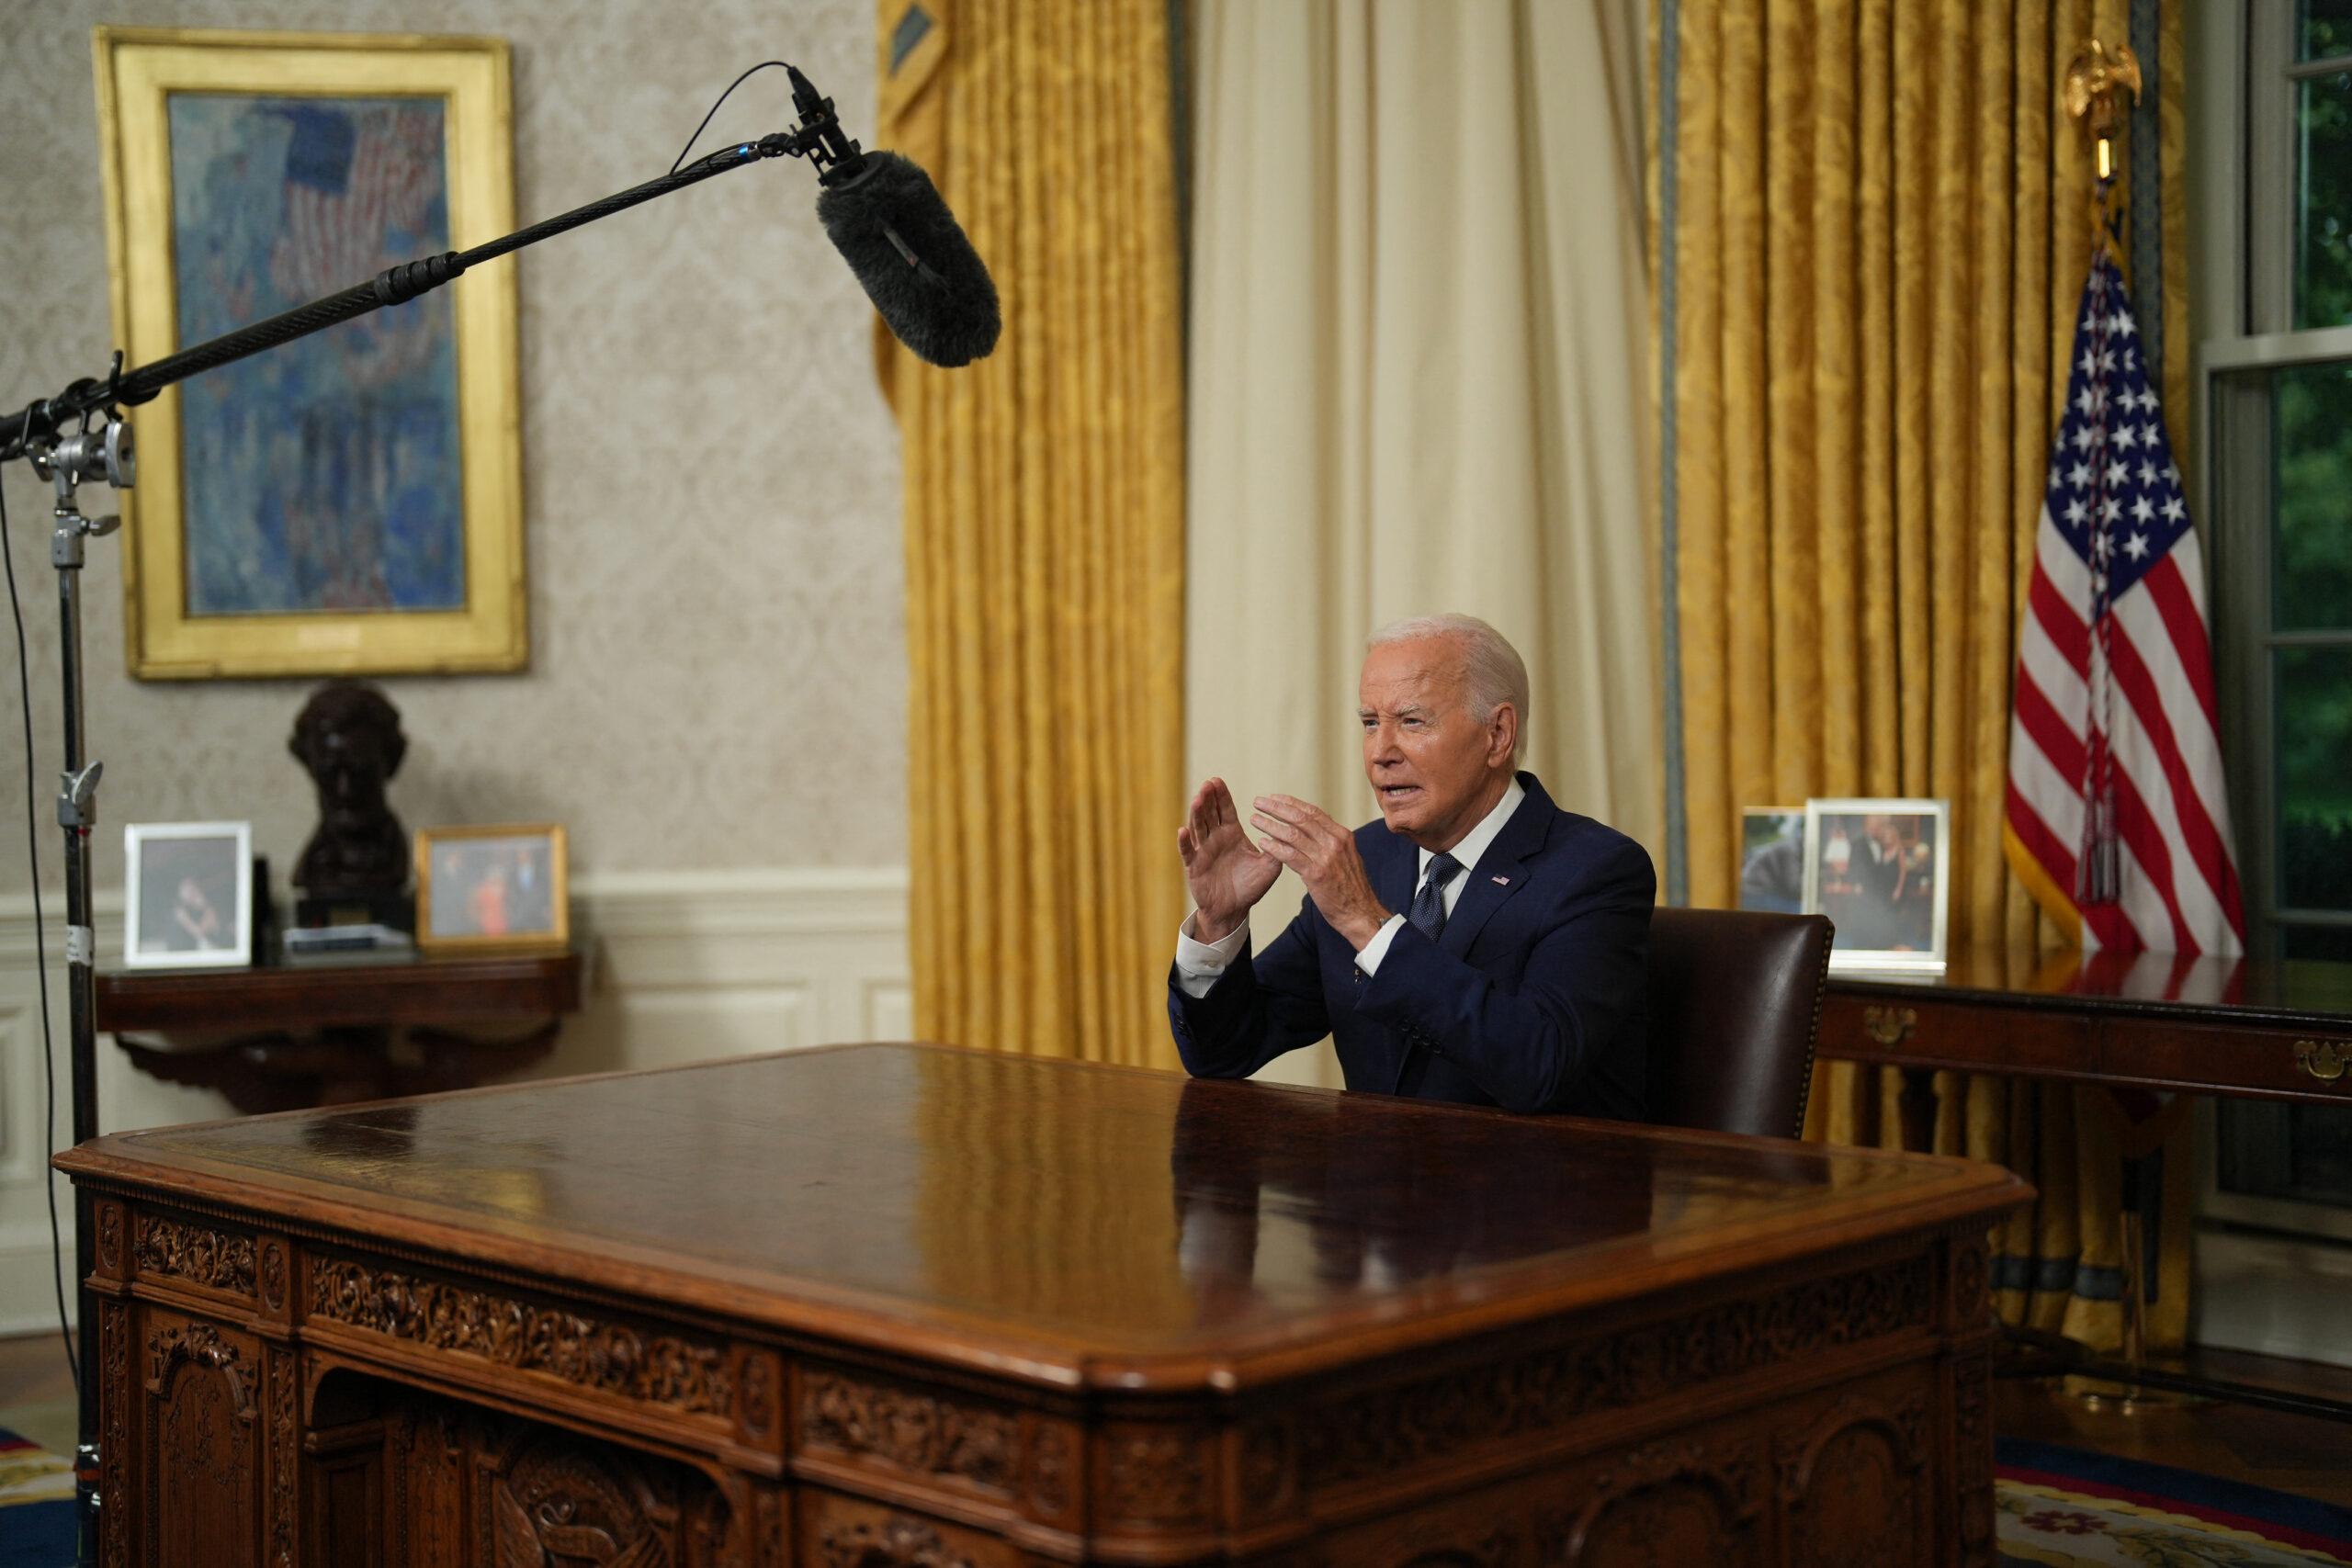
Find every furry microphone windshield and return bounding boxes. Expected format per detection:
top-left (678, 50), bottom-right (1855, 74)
top-left (817, 152), bottom-right (1001, 368)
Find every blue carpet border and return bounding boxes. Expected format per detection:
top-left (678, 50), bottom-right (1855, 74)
top-left (1996, 1434), bottom-right (2352, 1549)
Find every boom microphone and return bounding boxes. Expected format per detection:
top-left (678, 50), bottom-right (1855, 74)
top-left (817, 150), bottom-right (1001, 368)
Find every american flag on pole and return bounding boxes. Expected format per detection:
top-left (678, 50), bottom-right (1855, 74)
top-left (2004, 243), bottom-right (2246, 956)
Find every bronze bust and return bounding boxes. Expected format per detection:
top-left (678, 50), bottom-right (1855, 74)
top-left (289, 680), bottom-right (410, 902)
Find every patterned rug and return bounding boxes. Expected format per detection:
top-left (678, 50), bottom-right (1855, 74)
top-left (1998, 1438), bottom-right (2352, 1566)
top-left (0, 1426), bottom-right (72, 1568)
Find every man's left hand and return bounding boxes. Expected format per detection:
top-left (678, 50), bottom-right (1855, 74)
top-left (1250, 795), bottom-right (1391, 950)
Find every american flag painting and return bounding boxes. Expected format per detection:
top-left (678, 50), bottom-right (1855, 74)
top-left (168, 95), bottom-right (465, 615)
top-left (2004, 247), bottom-right (2245, 955)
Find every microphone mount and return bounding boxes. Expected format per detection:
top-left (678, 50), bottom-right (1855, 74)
top-left (779, 63), bottom-right (866, 185)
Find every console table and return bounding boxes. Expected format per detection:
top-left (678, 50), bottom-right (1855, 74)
top-left (1819, 945), bottom-right (2352, 1122)
top-left (1819, 945), bottom-right (2352, 1418)
top-left (57, 1043), bottom-right (2026, 1567)
top-left (96, 947), bottom-right (584, 1114)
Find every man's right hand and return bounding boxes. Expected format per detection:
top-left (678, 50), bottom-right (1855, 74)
top-left (1178, 777), bottom-right (1281, 942)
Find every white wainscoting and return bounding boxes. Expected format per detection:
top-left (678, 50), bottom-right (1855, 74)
top-left (0, 868), bottom-right (909, 1337)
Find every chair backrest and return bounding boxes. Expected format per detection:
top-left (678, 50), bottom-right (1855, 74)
top-left (1645, 907), bottom-right (1834, 1139)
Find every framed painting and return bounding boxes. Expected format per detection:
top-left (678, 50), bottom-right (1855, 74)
top-left (94, 28), bottom-right (525, 679)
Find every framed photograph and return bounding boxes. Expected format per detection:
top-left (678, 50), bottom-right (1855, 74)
top-left (1803, 799), bottom-right (1951, 973)
top-left (1736, 807), bottom-right (1807, 913)
top-left (125, 822), bottom-right (254, 968)
top-left (94, 28), bottom-right (525, 680)
top-left (415, 824), bottom-right (567, 951)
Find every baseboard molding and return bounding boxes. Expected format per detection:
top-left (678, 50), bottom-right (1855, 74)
top-left (2193, 1224), bottom-right (2352, 1371)
top-left (0, 1219), bottom-right (76, 1338)
top-left (0, 890), bottom-right (125, 974)
top-left (0, 867), bottom-right (910, 1337)
top-left (572, 867), bottom-right (909, 936)
top-left (0, 872), bottom-right (907, 951)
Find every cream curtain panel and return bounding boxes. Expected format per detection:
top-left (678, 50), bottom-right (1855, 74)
top-left (1186, 0), bottom-right (1660, 1084)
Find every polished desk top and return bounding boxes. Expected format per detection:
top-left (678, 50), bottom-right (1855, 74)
top-left (60, 1043), bottom-right (2025, 1390)
top-left (1830, 944), bottom-right (2352, 1027)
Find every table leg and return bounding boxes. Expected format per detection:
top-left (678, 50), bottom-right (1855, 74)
top-left (1898, 1067), bottom-right (1939, 1152)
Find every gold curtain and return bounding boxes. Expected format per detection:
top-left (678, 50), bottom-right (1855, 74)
top-left (876, 0), bottom-right (1187, 1069)
top-left (1657, 0), bottom-right (2193, 1350)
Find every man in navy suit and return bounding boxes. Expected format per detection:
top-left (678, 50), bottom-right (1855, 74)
top-left (1169, 615), bottom-right (1654, 1117)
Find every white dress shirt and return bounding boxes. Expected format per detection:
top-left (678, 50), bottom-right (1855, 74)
top-left (1174, 778), bottom-right (1526, 998)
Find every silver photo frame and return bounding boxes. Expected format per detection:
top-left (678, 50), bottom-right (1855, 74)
top-left (1736, 807), bottom-right (1807, 913)
top-left (124, 820), bottom-right (253, 969)
top-left (1801, 798), bottom-right (1950, 973)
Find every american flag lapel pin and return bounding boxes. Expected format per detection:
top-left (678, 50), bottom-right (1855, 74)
top-left (1491, 874), bottom-right (1511, 886)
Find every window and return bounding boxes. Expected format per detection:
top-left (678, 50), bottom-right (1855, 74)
top-left (2290, 0), bottom-right (2352, 329)
top-left (2207, 2), bottom-right (2352, 964)
top-left (2203, 2), bottom-right (2352, 1234)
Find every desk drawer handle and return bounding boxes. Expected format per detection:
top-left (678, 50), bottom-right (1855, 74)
top-left (1863, 1006), bottom-right (1917, 1047)
top-left (2295, 1040), bottom-right (2352, 1084)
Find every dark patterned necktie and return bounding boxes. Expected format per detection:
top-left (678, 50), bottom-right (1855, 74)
top-left (1409, 853), bottom-right (1463, 942)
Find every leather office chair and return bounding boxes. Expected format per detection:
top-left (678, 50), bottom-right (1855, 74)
top-left (1645, 907), bottom-right (1835, 1139)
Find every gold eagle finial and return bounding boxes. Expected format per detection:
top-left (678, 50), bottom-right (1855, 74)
top-left (2064, 39), bottom-right (2143, 182)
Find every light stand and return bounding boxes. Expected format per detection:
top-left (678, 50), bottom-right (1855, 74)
top-left (2, 67), bottom-right (862, 1568)
top-left (24, 418), bottom-right (126, 1568)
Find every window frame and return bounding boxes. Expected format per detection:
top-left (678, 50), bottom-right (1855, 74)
top-left (2198, 6), bottom-right (2352, 961)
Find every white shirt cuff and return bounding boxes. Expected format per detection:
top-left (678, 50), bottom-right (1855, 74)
top-left (1174, 913), bottom-right (1250, 998)
top-left (1354, 913), bottom-right (1408, 977)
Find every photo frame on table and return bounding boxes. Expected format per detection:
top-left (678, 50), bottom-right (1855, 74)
top-left (125, 821), bottom-right (254, 968)
top-left (414, 824), bottom-right (567, 952)
top-left (1736, 807), bottom-right (1807, 913)
top-left (1802, 798), bottom-right (1951, 973)
top-left (93, 28), bottom-right (525, 680)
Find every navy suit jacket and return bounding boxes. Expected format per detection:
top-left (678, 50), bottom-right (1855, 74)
top-left (1168, 773), bottom-right (1655, 1117)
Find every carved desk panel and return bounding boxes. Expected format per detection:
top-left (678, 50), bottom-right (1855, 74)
top-left (60, 1043), bottom-right (2027, 1566)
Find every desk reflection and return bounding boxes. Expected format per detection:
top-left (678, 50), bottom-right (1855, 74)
top-left (1169, 1079), bottom-right (1830, 1324)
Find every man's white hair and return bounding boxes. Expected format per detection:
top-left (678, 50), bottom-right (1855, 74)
top-left (1365, 614), bottom-right (1530, 758)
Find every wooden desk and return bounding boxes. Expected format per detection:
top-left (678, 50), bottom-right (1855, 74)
top-left (96, 948), bottom-right (584, 1114)
top-left (58, 1043), bottom-right (2026, 1567)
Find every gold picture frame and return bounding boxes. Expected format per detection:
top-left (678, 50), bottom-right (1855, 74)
top-left (413, 823), bottom-right (568, 953)
top-left (94, 28), bottom-right (525, 679)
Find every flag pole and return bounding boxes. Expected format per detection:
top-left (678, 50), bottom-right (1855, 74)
top-left (2063, 39), bottom-right (2141, 912)
top-left (2056, 37), bottom-right (2196, 1419)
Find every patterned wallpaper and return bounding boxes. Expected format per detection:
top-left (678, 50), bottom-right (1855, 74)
top-left (0, 0), bottom-right (906, 897)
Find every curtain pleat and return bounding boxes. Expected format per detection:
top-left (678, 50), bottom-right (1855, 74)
top-left (1660, 0), bottom-right (2195, 1351)
top-left (879, 0), bottom-right (1186, 1069)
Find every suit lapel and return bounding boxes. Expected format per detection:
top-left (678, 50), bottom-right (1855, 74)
top-left (1440, 775), bottom-right (1552, 958)
top-left (1376, 829), bottom-right (1419, 924)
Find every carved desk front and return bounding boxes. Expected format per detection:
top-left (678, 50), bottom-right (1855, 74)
top-left (58, 1043), bottom-right (2028, 1567)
